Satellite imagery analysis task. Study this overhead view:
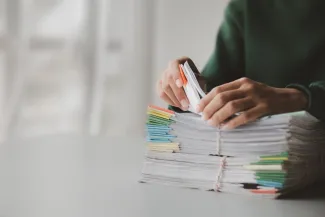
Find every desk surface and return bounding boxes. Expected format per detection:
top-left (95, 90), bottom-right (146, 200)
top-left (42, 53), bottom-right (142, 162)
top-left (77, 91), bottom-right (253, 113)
top-left (0, 135), bottom-right (324, 217)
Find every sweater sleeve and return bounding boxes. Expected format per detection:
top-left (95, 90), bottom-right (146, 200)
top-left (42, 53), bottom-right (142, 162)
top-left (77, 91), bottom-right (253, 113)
top-left (286, 82), bottom-right (325, 121)
top-left (202, 0), bottom-right (245, 92)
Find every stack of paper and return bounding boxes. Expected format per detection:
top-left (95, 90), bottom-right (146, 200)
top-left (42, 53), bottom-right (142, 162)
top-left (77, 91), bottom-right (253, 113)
top-left (141, 105), bottom-right (325, 198)
top-left (140, 61), bottom-right (325, 198)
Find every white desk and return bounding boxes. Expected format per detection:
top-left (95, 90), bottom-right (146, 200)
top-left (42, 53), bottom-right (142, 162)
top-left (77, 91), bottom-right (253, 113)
top-left (0, 136), bottom-right (324, 217)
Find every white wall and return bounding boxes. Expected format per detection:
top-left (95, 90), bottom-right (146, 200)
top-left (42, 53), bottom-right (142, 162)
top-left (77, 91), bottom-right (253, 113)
top-left (150, 0), bottom-right (229, 106)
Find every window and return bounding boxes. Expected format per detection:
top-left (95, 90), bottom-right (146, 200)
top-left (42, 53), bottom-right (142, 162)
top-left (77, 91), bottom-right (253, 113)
top-left (0, 0), bottom-right (150, 141)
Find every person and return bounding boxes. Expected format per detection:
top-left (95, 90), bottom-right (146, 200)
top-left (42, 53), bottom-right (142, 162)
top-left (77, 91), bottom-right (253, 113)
top-left (156, 0), bottom-right (325, 130)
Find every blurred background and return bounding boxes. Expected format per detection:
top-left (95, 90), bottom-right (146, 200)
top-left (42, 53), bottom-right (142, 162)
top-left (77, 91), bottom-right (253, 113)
top-left (0, 0), bottom-right (227, 142)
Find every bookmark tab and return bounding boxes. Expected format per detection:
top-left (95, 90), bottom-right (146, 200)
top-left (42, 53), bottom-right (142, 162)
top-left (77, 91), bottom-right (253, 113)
top-left (178, 65), bottom-right (188, 85)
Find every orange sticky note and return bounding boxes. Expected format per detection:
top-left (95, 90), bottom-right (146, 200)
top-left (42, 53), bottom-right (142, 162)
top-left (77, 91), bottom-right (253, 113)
top-left (178, 65), bottom-right (188, 85)
top-left (250, 189), bottom-right (277, 194)
top-left (148, 105), bottom-right (175, 114)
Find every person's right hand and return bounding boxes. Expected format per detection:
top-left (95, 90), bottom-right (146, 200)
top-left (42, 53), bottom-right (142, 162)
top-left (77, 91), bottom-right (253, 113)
top-left (156, 57), bottom-right (191, 111)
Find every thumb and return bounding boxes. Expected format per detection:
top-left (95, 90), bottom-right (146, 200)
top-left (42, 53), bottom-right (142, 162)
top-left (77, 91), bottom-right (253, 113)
top-left (168, 57), bottom-right (191, 87)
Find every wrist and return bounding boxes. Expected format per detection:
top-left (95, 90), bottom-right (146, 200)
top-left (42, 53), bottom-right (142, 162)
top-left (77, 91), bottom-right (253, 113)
top-left (274, 88), bottom-right (308, 113)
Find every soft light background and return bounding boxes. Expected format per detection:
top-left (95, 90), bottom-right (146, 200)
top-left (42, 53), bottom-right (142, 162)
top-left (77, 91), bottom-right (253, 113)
top-left (0, 0), bottom-right (227, 142)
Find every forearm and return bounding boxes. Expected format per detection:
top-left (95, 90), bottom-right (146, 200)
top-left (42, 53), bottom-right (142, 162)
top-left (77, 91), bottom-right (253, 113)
top-left (287, 82), bottom-right (325, 121)
top-left (272, 87), bottom-right (308, 114)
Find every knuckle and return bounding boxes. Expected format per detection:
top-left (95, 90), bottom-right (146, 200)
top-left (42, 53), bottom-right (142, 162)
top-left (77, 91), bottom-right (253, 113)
top-left (217, 93), bottom-right (227, 104)
top-left (159, 91), bottom-right (166, 99)
top-left (241, 113), bottom-right (250, 123)
top-left (239, 77), bottom-right (251, 83)
top-left (162, 83), bottom-right (169, 91)
top-left (228, 101), bottom-right (238, 112)
top-left (166, 70), bottom-right (179, 81)
top-left (171, 70), bottom-right (180, 79)
top-left (203, 108), bottom-right (212, 118)
top-left (259, 102), bottom-right (267, 108)
top-left (166, 72), bottom-right (174, 81)
top-left (213, 87), bottom-right (221, 95)
top-left (259, 102), bottom-right (270, 113)
top-left (243, 82), bottom-right (255, 91)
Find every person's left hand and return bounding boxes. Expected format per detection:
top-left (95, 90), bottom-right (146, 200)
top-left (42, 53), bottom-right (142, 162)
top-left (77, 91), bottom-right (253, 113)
top-left (196, 77), bottom-right (308, 129)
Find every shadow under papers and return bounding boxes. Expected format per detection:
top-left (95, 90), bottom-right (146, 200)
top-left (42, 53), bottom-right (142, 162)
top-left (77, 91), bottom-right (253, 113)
top-left (278, 182), bottom-right (325, 200)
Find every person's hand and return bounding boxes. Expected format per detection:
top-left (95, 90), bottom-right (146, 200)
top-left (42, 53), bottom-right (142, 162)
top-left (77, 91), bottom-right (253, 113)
top-left (157, 57), bottom-right (205, 110)
top-left (197, 77), bottom-right (308, 129)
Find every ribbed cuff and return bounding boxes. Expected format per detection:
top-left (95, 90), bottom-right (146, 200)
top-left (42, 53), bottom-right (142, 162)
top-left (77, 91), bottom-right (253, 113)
top-left (285, 84), bottom-right (312, 110)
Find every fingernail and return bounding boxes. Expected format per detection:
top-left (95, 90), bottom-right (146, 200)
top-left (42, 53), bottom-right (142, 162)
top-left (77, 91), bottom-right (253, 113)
top-left (203, 114), bottom-right (210, 121)
top-left (180, 100), bottom-right (189, 109)
top-left (207, 119), bottom-right (214, 126)
top-left (176, 79), bottom-right (183, 88)
top-left (196, 105), bottom-right (201, 113)
top-left (221, 124), bottom-right (230, 130)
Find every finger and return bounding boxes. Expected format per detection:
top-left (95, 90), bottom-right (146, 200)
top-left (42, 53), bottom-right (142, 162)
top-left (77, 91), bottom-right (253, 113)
top-left (169, 81), bottom-right (189, 110)
top-left (207, 98), bottom-right (254, 127)
top-left (162, 73), bottom-right (182, 107)
top-left (160, 92), bottom-right (176, 106)
top-left (201, 89), bottom-right (246, 120)
top-left (165, 86), bottom-right (182, 108)
top-left (221, 105), bottom-right (267, 130)
top-left (157, 80), bottom-right (175, 106)
top-left (197, 80), bottom-right (243, 112)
